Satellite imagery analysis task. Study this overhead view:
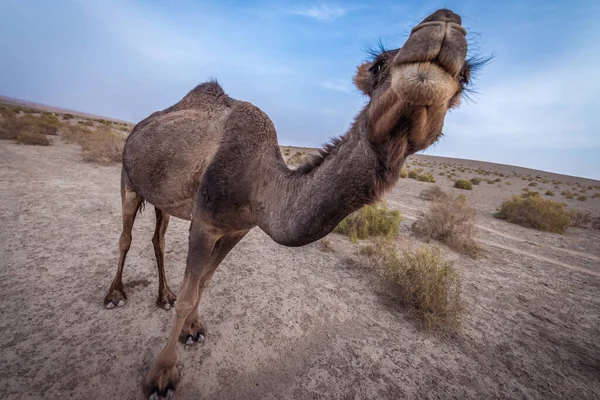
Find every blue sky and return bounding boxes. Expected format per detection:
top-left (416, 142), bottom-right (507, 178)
top-left (1, 0), bottom-right (599, 179)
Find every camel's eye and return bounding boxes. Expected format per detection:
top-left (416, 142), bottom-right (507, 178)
top-left (370, 63), bottom-right (381, 76)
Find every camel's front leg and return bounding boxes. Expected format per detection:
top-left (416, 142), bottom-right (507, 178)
top-left (142, 222), bottom-right (217, 398)
top-left (142, 226), bottom-right (249, 398)
top-left (178, 230), bottom-right (249, 345)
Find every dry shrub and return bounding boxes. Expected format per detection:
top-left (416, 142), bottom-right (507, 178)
top-left (412, 194), bottom-right (479, 258)
top-left (335, 203), bottom-right (401, 242)
top-left (62, 125), bottom-right (124, 164)
top-left (494, 195), bottom-right (571, 233)
top-left (408, 170), bottom-right (419, 179)
top-left (0, 108), bottom-right (22, 139)
top-left (592, 217), bottom-right (600, 230)
top-left (419, 185), bottom-right (448, 201)
top-left (545, 190), bottom-right (554, 196)
top-left (570, 211), bottom-right (591, 228)
top-left (577, 195), bottom-right (587, 202)
top-left (470, 177), bottom-right (481, 185)
top-left (16, 128), bottom-right (50, 146)
top-left (286, 151), bottom-right (312, 166)
top-left (400, 169), bottom-right (408, 178)
top-left (360, 240), bottom-right (463, 330)
top-left (453, 180), bottom-right (472, 190)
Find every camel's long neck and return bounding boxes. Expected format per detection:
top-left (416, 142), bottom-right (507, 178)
top-left (256, 109), bottom-right (409, 246)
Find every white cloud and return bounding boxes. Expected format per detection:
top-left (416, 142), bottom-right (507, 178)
top-left (445, 39), bottom-right (600, 150)
top-left (291, 4), bottom-right (349, 22)
top-left (322, 79), bottom-right (354, 93)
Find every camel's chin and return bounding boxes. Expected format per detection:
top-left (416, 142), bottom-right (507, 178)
top-left (391, 63), bottom-right (458, 106)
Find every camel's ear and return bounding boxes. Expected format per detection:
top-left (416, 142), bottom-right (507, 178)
top-left (353, 62), bottom-right (371, 95)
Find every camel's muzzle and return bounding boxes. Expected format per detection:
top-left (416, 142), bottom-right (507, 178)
top-left (390, 9), bottom-right (468, 105)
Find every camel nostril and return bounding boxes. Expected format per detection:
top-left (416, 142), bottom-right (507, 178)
top-left (421, 8), bottom-right (462, 25)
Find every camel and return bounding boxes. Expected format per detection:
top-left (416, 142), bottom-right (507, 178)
top-left (103, 8), bottom-right (479, 398)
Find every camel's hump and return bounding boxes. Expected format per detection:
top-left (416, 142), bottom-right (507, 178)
top-left (174, 80), bottom-right (232, 110)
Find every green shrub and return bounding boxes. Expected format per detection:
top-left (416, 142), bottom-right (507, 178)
top-left (453, 180), bottom-right (473, 190)
top-left (470, 177), bottom-right (481, 185)
top-left (360, 240), bottom-right (463, 330)
top-left (417, 173), bottom-right (435, 183)
top-left (408, 170), bottom-right (419, 179)
top-left (400, 169), bottom-right (408, 179)
top-left (494, 195), bottom-right (571, 233)
top-left (335, 203), bottom-right (401, 242)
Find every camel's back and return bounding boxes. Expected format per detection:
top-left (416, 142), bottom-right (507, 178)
top-left (123, 81), bottom-right (238, 219)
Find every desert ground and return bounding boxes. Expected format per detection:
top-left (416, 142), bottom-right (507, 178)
top-left (1, 134), bottom-right (599, 399)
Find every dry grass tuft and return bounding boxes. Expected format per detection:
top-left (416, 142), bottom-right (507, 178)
top-left (419, 185), bottom-right (448, 202)
top-left (494, 195), bottom-right (571, 233)
top-left (416, 173), bottom-right (435, 183)
top-left (570, 211), bottom-right (591, 228)
top-left (62, 125), bottom-right (125, 164)
top-left (335, 203), bottom-right (401, 242)
top-left (16, 128), bottom-right (50, 146)
top-left (286, 151), bottom-right (312, 166)
top-left (412, 194), bottom-right (479, 258)
top-left (360, 239), bottom-right (463, 330)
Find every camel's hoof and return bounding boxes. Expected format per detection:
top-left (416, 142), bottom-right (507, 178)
top-left (185, 332), bottom-right (205, 345)
top-left (104, 289), bottom-right (127, 309)
top-left (179, 318), bottom-right (207, 345)
top-left (149, 389), bottom-right (174, 400)
top-left (156, 288), bottom-right (177, 310)
top-left (143, 365), bottom-right (179, 399)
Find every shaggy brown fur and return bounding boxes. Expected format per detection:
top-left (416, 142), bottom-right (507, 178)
top-left (102, 9), bottom-right (481, 398)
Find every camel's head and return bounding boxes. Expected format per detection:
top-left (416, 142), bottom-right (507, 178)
top-left (354, 9), bottom-right (478, 148)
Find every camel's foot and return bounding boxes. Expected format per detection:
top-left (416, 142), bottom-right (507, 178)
top-left (156, 287), bottom-right (177, 310)
top-left (104, 288), bottom-right (127, 309)
top-left (179, 317), bottom-right (207, 345)
top-left (142, 363), bottom-right (179, 399)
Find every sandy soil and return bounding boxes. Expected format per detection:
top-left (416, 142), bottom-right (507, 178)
top-left (1, 138), bottom-right (599, 399)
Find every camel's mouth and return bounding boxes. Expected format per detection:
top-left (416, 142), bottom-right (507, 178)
top-left (390, 9), bottom-right (468, 105)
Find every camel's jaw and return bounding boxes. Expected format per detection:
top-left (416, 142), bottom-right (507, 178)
top-left (390, 9), bottom-right (468, 106)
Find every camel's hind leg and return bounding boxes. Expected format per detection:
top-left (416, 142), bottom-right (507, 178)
top-left (104, 173), bottom-right (144, 309)
top-left (153, 207), bottom-right (176, 310)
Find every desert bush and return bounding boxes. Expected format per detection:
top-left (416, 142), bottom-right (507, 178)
top-left (545, 190), bottom-right (554, 196)
top-left (592, 217), bottom-right (600, 230)
top-left (286, 151), bottom-right (312, 166)
top-left (453, 180), bottom-right (472, 190)
top-left (62, 125), bottom-right (124, 164)
top-left (62, 113), bottom-right (74, 120)
top-left (0, 109), bottom-right (23, 139)
top-left (521, 191), bottom-right (540, 198)
top-left (470, 177), bottom-right (481, 185)
top-left (412, 194), bottom-right (478, 258)
top-left (593, 193), bottom-right (600, 199)
top-left (438, 172), bottom-right (445, 176)
top-left (318, 238), bottom-right (334, 252)
top-left (408, 170), bottom-right (419, 179)
top-left (419, 185), bottom-right (448, 202)
top-left (577, 195), bottom-right (587, 201)
top-left (570, 211), bottom-right (591, 228)
top-left (36, 113), bottom-right (61, 135)
top-left (417, 174), bottom-right (435, 183)
top-left (494, 195), bottom-right (571, 233)
top-left (400, 169), bottom-right (408, 178)
top-left (16, 128), bottom-right (50, 146)
top-left (360, 240), bottom-right (463, 330)
top-left (335, 203), bottom-right (401, 242)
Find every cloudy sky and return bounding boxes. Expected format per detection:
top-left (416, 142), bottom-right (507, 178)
top-left (1, 0), bottom-right (598, 179)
